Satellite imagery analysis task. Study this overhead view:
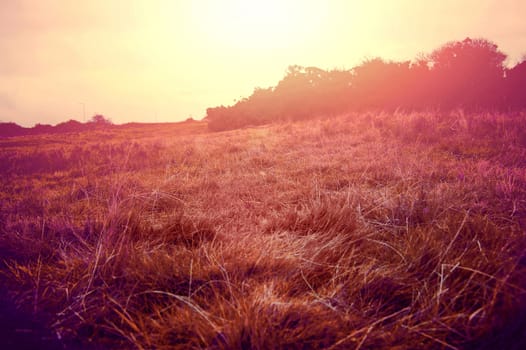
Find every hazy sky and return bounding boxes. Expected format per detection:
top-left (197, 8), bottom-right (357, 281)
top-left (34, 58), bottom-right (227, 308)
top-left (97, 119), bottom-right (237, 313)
top-left (1, 0), bottom-right (525, 126)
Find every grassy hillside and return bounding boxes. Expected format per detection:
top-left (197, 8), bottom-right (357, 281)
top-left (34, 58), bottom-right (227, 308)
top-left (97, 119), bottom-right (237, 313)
top-left (1, 112), bottom-right (525, 349)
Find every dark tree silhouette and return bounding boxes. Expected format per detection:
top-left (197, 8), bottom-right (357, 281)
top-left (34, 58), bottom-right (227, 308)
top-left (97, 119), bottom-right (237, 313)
top-left (205, 37), bottom-right (525, 131)
top-left (0, 115), bottom-right (117, 138)
top-left (89, 114), bottom-right (112, 125)
top-left (55, 119), bottom-right (84, 133)
top-left (350, 58), bottom-right (414, 110)
top-left (32, 123), bottom-right (54, 134)
top-left (273, 66), bottom-right (353, 119)
top-left (273, 65), bottom-right (318, 120)
top-left (0, 122), bottom-right (26, 137)
top-left (506, 59), bottom-right (526, 109)
top-left (427, 38), bottom-right (507, 109)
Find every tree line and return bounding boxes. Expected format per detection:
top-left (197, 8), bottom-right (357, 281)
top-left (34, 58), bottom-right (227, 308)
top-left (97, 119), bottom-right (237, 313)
top-left (0, 115), bottom-right (112, 138)
top-left (206, 38), bottom-right (526, 131)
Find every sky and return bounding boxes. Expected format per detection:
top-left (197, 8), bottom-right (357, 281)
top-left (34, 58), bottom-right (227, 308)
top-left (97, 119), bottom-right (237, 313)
top-left (1, 0), bottom-right (525, 127)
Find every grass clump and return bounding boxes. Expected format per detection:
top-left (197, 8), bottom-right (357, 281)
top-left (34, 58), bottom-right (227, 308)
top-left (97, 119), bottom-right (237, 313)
top-left (1, 112), bottom-right (525, 349)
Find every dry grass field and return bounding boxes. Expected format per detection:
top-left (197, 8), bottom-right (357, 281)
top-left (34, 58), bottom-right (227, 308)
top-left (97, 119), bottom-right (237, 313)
top-left (1, 112), bottom-right (525, 349)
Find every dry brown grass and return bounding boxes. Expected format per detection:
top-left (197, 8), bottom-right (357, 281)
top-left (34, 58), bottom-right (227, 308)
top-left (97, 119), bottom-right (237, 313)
top-left (1, 112), bottom-right (525, 349)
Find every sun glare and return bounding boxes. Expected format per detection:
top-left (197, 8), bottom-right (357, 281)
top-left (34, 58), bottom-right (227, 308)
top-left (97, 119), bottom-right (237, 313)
top-left (193, 0), bottom-right (325, 50)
